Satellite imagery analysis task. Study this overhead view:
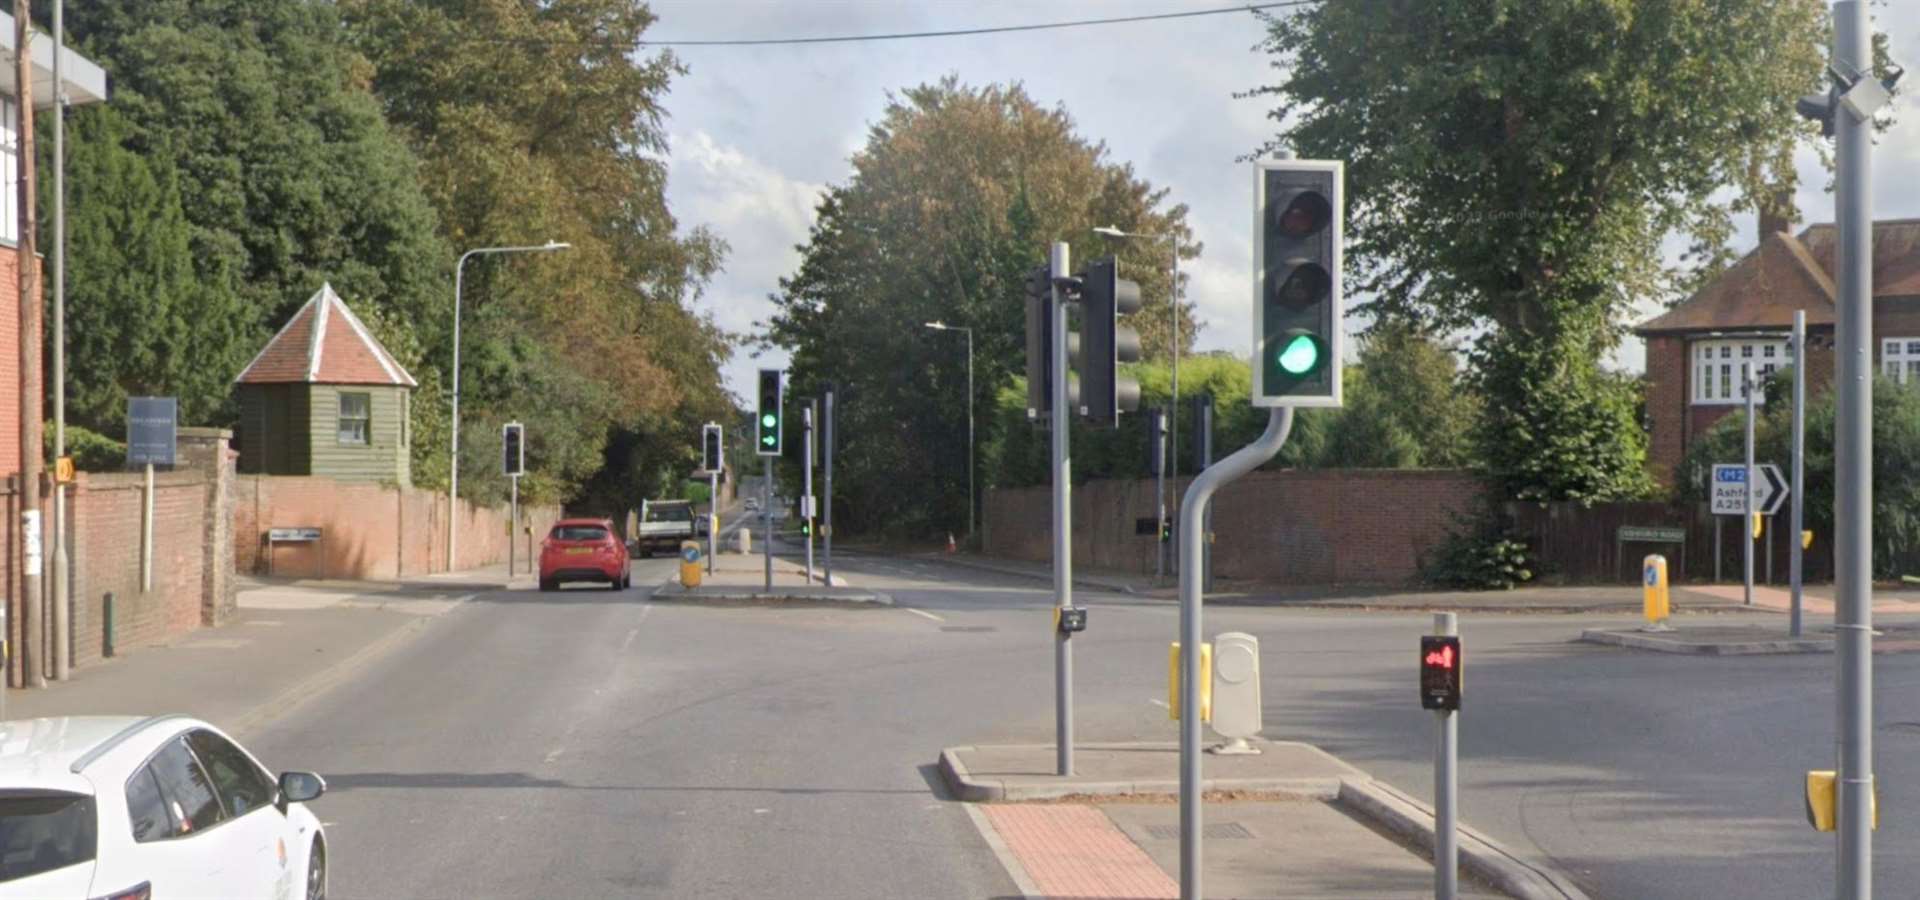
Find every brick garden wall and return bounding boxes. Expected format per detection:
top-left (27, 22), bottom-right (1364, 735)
top-left (984, 469), bottom-right (1487, 585)
top-left (233, 476), bottom-right (560, 580)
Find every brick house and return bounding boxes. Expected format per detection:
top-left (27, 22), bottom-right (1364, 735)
top-left (233, 284), bottom-right (418, 485)
top-left (1639, 217), bottom-right (1920, 483)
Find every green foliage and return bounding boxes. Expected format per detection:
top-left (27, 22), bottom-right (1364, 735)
top-left (1680, 374), bottom-right (1920, 578)
top-left (46, 424), bottom-right (124, 472)
top-left (1420, 505), bottom-right (1535, 591)
top-left (1323, 323), bottom-right (1478, 469)
top-left (1250, 0), bottom-right (1836, 500)
top-left (768, 80), bottom-right (1195, 537)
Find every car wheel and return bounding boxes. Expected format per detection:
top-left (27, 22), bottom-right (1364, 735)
top-left (306, 838), bottom-right (327, 900)
top-left (539, 578), bottom-right (556, 592)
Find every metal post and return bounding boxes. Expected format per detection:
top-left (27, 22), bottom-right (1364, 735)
top-left (824, 387), bottom-right (834, 585)
top-left (508, 475), bottom-right (518, 577)
top-left (1155, 408), bottom-right (1166, 580)
top-left (1743, 360), bottom-right (1755, 607)
top-left (1791, 310), bottom-right (1806, 637)
top-left (449, 256), bottom-right (466, 574)
top-left (763, 457), bottom-right (773, 590)
top-left (1179, 408), bottom-right (1293, 900)
top-left (1434, 611), bottom-right (1459, 900)
top-left (1051, 240), bottom-right (1074, 777)
top-left (141, 463), bottom-right (153, 594)
top-left (1833, 5), bottom-right (1874, 893)
top-left (1196, 395), bottom-right (1214, 593)
top-left (966, 329), bottom-right (975, 545)
top-left (1714, 517), bottom-right (1723, 584)
top-left (16, 0), bottom-right (44, 689)
top-left (803, 403), bottom-right (815, 584)
top-left (708, 470), bottom-right (717, 575)
top-left (1168, 239), bottom-right (1180, 576)
top-left (50, 0), bottom-right (66, 682)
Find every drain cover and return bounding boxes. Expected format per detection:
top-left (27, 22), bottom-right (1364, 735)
top-left (940, 625), bottom-right (996, 633)
top-left (1145, 823), bottom-right (1251, 840)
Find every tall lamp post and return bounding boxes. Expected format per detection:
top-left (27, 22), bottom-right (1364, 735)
top-left (1095, 225), bottom-right (1180, 576)
top-left (925, 321), bottom-right (975, 543)
top-left (447, 241), bottom-right (570, 572)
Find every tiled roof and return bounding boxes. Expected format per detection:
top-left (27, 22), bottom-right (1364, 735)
top-left (1638, 220), bottom-right (1920, 335)
top-left (233, 284), bottom-right (418, 387)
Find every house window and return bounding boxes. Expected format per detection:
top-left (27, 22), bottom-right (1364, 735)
top-left (0, 97), bottom-right (18, 244)
top-left (1693, 338), bottom-right (1789, 404)
top-left (1886, 339), bottom-right (1920, 386)
top-left (338, 393), bottom-right (371, 445)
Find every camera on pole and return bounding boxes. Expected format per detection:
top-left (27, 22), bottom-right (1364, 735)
top-left (1253, 160), bottom-right (1343, 408)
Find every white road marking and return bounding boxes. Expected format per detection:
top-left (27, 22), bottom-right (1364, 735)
top-left (620, 628), bottom-right (639, 652)
top-left (904, 607), bottom-right (946, 623)
top-left (1148, 698), bottom-right (1169, 709)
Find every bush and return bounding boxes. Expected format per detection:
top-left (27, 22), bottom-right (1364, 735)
top-left (1421, 504), bottom-right (1535, 590)
top-left (45, 424), bottom-right (124, 472)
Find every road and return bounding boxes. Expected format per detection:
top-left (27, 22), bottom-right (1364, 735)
top-left (247, 540), bottom-right (1920, 899)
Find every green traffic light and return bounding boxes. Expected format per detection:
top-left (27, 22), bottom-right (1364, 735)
top-left (1277, 333), bottom-right (1320, 375)
top-left (761, 414), bottom-right (776, 427)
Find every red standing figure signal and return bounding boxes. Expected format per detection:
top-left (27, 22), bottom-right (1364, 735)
top-left (1420, 636), bottom-right (1463, 711)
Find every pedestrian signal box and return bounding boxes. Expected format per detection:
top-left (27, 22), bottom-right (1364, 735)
top-left (1420, 635), bottom-right (1462, 711)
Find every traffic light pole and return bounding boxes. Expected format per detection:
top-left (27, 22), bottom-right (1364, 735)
top-left (1790, 311), bottom-right (1805, 636)
top-left (708, 469), bottom-right (717, 576)
top-left (1744, 361), bottom-right (1756, 607)
top-left (1050, 241), bottom-right (1075, 777)
top-left (1434, 612), bottom-right (1459, 900)
top-left (1177, 407), bottom-right (1292, 900)
top-left (824, 388), bottom-right (835, 586)
top-left (763, 457), bottom-right (773, 591)
top-left (1833, 4), bottom-right (1874, 893)
top-left (803, 402), bottom-right (815, 584)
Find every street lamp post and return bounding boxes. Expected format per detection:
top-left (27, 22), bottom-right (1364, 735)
top-left (1095, 226), bottom-right (1180, 577)
top-left (448, 241), bottom-right (570, 573)
top-left (925, 322), bottom-right (975, 543)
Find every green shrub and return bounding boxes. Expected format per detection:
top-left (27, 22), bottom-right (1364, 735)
top-left (45, 424), bottom-right (124, 472)
top-left (1421, 505), bottom-right (1535, 590)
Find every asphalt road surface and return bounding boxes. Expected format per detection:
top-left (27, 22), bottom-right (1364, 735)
top-left (247, 541), bottom-right (1920, 899)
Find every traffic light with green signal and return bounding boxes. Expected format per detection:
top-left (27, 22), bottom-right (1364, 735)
top-left (1253, 160), bottom-right (1343, 407)
top-left (756, 369), bottom-right (783, 456)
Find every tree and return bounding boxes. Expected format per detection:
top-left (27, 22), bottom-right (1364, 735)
top-left (1322, 323), bottom-right (1477, 469)
top-left (1249, 0), bottom-right (1836, 501)
top-left (1680, 374), bottom-right (1920, 579)
top-left (62, 0), bottom-right (451, 432)
top-left (767, 80), bottom-right (1197, 537)
top-left (341, 0), bottom-right (730, 505)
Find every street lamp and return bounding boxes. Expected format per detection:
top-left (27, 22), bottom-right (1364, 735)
top-left (448, 240), bottom-right (570, 572)
top-left (1095, 225), bottom-right (1181, 577)
top-left (925, 321), bottom-right (975, 544)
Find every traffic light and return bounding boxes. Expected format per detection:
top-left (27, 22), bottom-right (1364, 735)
top-left (1148, 408), bottom-right (1166, 477)
top-left (1078, 256), bottom-right (1141, 424)
top-left (1024, 264), bottom-right (1052, 419)
top-left (756, 368), bottom-right (783, 456)
top-left (501, 422), bottom-right (524, 477)
top-left (1253, 160), bottom-right (1343, 407)
top-left (702, 422), bottom-right (724, 472)
top-left (1419, 635), bottom-right (1462, 711)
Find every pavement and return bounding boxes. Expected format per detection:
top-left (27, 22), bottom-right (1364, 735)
top-left (652, 534), bottom-right (888, 605)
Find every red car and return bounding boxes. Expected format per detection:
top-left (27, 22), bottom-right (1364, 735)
top-left (538, 518), bottom-right (632, 591)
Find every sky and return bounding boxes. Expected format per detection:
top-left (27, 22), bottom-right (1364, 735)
top-left (654, 0), bottom-right (1920, 401)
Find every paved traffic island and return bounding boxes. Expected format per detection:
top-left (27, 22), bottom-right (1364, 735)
top-left (939, 740), bottom-right (1587, 900)
top-left (1581, 622), bottom-right (1920, 655)
top-left (648, 545), bottom-right (890, 606)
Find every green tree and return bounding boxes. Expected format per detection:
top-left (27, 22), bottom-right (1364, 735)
top-left (1322, 323), bottom-right (1477, 469)
top-left (1680, 374), bottom-right (1920, 578)
top-left (341, 0), bottom-right (730, 506)
top-left (767, 80), bottom-right (1197, 537)
top-left (62, 0), bottom-right (451, 434)
top-left (1249, 0), bottom-right (1838, 501)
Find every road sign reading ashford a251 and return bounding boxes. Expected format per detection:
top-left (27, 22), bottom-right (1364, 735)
top-left (1711, 463), bottom-right (1788, 516)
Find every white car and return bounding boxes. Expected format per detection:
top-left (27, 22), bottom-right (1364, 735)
top-left (0, 715), bottom-right (328, 900)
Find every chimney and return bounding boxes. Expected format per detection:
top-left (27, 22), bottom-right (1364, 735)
top-left (1758, 188), bottom-right (1796, 242)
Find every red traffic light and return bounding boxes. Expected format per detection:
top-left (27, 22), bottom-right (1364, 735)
top-left (1420, 636), bottom-right (1462, 711)
top-left (1423, 643), bottom-right (1455, 670)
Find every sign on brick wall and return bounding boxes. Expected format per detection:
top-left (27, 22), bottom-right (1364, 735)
top-left (127, 396), bottom-right (177, 468)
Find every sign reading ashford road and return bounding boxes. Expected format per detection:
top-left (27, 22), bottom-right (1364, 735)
top-left (1711, 463), bottom-right (1788, 517)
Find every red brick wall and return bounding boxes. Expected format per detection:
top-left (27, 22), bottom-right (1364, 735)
top-left (233, 476), bottom-right (559, 580)
top-left (984, 469), bottom-right (1487, 585)
top-left (1645, 335), bottom-right (1687, 484)
top-left (70, 471), bottom-right (209, 667)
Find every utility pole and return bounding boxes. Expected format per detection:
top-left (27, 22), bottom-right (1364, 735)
top-left (803, 401), bottom-right (815, 584)
top-left (1050, 240), bottom-right (1074, 777)
top-left (49, 0), bottom-right (66, 682)
top-left (1790, 311), bottom-right (1806, 638)
top-left (824, 386), bottom-right (834, 586)
top-left (15, 0), bottom-right (45, 689)
top-left (1831, 4), bottom-right (1875, 892)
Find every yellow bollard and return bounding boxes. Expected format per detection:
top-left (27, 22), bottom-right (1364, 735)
top-left (678, 540), bottom-right (703, 588)
top-left (1641, 554), bottom-right (1671, 632)
top-left (1168, 642), bottom-right (1212, 722)
top-left (1802, 530), bottom-right (1814, 550)
top-left (1753, 512), bottom-right (1764, 540)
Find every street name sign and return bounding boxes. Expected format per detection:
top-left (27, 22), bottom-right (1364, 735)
top-left (1711, 463), bottom-right (1787, 516)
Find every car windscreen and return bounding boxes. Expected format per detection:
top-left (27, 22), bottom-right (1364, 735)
top-left (644, 506), bottom-right (692, 523)
top-left (0, 791), bottom-right (96, 883)
top-left (551, 526), bottom-right (609, 542)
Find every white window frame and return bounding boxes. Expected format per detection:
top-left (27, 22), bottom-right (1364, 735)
top-left (0, 97), bottom-right (18, 244)
top-left (1884, 337), bottom-right (1920, 386)
top-left (337, 392), bottom-right (371, 445)
top-left (1692, 337), bottom-right (1791, 405)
